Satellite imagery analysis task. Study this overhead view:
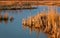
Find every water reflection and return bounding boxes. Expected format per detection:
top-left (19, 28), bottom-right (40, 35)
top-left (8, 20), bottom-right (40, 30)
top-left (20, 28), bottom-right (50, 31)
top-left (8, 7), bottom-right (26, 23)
top-left (0, 13), bottom-right (14, 24)
top-left (0, 6), bottom-right (60, 38)
top-left (10, 16), bottom-right (14, 22)
top-left (22, 6), bottom-right (60, 38)
top-left (22, 23), bottom-right (48, 38)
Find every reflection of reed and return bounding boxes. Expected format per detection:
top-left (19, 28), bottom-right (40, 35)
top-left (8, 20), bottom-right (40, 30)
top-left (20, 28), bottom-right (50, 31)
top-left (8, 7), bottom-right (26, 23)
top-left (22, 21), bottom-right (41, 38)
top-left (0, 13), bottom-right (14, 24)
top-left (22, 7), bottom-right (60, 38)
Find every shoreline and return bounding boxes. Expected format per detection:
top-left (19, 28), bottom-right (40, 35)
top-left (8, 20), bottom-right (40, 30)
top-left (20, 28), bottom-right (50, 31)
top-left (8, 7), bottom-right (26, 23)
top-left (0, 1), bottom-right (60, 10)
top-left (0, 1), bottom-right (60, 6)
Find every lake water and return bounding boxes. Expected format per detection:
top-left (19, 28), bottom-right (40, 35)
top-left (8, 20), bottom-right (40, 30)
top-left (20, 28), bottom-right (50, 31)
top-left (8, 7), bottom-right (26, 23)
top-left (0, 6), bottom-right (60, 38)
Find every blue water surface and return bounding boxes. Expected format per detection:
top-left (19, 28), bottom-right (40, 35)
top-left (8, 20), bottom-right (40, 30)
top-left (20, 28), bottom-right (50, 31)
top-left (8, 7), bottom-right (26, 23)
top-left (0, 6), bottom-right (60, 38)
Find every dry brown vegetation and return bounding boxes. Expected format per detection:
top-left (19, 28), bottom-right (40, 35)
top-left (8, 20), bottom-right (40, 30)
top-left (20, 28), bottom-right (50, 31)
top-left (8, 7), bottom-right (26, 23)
top-left (22, 6), bottom-right (60, 38)
top-left (0, 1), bottom-right (60, 6)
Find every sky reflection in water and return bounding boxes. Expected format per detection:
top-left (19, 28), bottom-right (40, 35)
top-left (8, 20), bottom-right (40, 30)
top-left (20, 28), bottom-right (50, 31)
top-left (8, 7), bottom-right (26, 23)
top-left (0, 6), bottom-right (60, 38)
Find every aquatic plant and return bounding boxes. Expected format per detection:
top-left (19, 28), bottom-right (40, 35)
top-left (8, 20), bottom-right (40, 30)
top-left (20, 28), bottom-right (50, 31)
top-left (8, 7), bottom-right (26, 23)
top-left (22, 6), bottom-right (60, 38)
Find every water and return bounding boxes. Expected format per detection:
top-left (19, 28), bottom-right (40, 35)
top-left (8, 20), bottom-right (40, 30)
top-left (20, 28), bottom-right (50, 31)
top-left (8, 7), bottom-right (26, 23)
top-left (0, 6), bottom-right (60, 38)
